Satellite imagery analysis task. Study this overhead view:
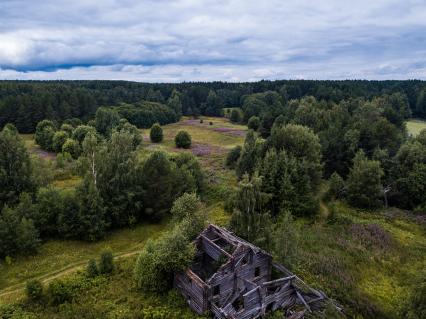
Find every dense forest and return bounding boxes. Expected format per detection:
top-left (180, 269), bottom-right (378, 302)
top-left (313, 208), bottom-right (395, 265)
top-left (0, 79), bottom-right (425, 319)
top-left (1, 80), bottom-right (426, 133)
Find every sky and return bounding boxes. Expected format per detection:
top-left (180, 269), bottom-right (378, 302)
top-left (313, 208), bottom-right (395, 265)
top-left (0, 0), bottom-right (426, 82)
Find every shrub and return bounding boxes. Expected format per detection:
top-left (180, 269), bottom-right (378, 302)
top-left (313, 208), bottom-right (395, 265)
top-left (150, 123), bottom-right (163, 143)
top-left (47, 279), bottom-right (73, 305)
top-left (60, 123), bottom-right (74, 136)
top-left (175, 131), bottom-right (191, 148)
top-left (199, 119), bottom-right (204, 123)
top-left (346, 151), bottom-right (384, 208)
top-left (98, 251), bottom-right (114, 274)
top-left (209, 121), bottom-right (213, 125)
top-left (26, 279), bottom-right (43, 301)
top-left (327, 172), bottom-right (345, 199)
top-left (134, 228), bottom-right (195, 293)
top-left (72, 125), bottom-right (96, 143)
top-left (35, 119), bottom-right (56, 151)
top-left (171, 193), bottom-right (205, 240)
top-left (225, 145), bottom-right (242, 168)
top-left (52, 131), bottom-right (69, 153)
top-left (248, 116), bottom-right (260, 130)
top-left (62, 138), bottom-right (81, 159)
top-left (230, 109), bottom-right (240, 123)
top-left (86, 258), bottom-right (98, 278)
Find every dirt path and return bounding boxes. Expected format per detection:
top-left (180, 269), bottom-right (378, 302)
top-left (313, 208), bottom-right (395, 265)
top-left (0, 250), bottom-right (140, 300)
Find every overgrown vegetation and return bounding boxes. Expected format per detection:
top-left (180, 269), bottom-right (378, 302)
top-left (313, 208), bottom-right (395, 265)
top-left (0, 80), bottom-right (425, 319)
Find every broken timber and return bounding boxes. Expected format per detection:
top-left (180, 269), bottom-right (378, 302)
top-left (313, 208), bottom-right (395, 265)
top-left (174, 224), bottom-right (339, 319)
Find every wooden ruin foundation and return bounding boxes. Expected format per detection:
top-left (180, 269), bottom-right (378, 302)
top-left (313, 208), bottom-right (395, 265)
top-left (175, 224), bottom-right (336, 319)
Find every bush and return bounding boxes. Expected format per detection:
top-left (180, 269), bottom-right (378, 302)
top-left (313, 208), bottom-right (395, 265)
top-left (209, 121), bottom-right (213, 125)
top-left (47, 279), bottom-right (73, 305)
top-left (35, 119), bottom-right (56, 151)
top-left (62, 138), bottom-right (81, 159)
top-left (346, 151), bottom-right (384, 208)
top-left (134, 228), bottom-right (195, 293)
top-left (72, 125), bottom-right (96, 143)
top-left (327, 172), bottom-right (345, 199)
top-left (86, 258), bottom-right (98, 278)
top-left (230, 109), bottom-right (240, 123)
top-left (26, 279), bottom-right (43, 301)
top-left (175, 131), bottom-right (191, 149)
top-left (248, 116), bottom-right (260, 130)
top-left (150, 123), bottom-right (163, 143)
top-left (225, 145), bottom-right (242, 168)
top-left (171, 193), bottom-right (205, 240)
top-left (52, 131), bottom-right (69, 153)
top-left (60, 123), bottom-right (74, 136)
top-left (199, 119), bottom-right (204, 123)
top-left (98, 251), bottom-right (114, 274)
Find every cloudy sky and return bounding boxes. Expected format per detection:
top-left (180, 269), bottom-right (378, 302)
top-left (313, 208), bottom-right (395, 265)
top-left (0, 0), bottom-right (426, 82)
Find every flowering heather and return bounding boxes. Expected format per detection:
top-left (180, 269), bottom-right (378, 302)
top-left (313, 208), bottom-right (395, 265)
top-left (190, 143), bottom-right (225, 157)
top-left (349, 223), bottom-right (394, 251)
top-left (213, 127), bottom-right (246, 136)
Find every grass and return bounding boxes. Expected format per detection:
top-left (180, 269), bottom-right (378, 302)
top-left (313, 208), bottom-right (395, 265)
top-left (0, 223), bottom-right (168, 300)
top-left (406, 118), bottom-right (426, 136)
top-left (290, 202), bottom-right (426, 318)
top-left (1, 257), bottom-right (207, 319)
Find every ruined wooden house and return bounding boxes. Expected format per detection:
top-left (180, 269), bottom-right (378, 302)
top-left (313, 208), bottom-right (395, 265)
top-left (175, 224), bottom-right (332, 319)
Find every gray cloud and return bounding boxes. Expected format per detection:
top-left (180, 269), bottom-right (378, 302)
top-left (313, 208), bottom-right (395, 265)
top-left (0, 0), bottom-right (425, 80)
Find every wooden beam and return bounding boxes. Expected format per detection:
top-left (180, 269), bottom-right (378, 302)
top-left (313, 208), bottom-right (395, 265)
top-left (200, 235), bottom-right (233, 259)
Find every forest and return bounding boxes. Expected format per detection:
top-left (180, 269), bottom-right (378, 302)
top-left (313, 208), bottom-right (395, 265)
top-left (0, 80), bottom-right (425, 319)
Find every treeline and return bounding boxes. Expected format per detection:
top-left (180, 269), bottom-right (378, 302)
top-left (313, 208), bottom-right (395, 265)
top-left (226, 92), bottom-right (426, 219)
top-left (1, 80), bottom-right (426, 132)
top-left (0, 118), bottom-right (204, 258)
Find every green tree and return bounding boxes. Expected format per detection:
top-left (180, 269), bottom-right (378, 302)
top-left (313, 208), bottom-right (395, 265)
top-left (230, 173), bottom-right (271, 248)
top-left (76, 177), bottom-right (107, 241)
top-left (52, 131), bottom-right (69, 153)
top-left (258, 149), bottom-right (319, 216)
top-left (415, 89), bottom-right (426, 117)
top-left (248, 116), bottom-right (260, 130)
top-left (0, 204), bottom-right (40, 258)
top-left (269, 124), bottom-right (323, 191)
top-left (96, 130), bottom-right (141, 227)
top-left (346, 151), bottom-right (384, 208)
top-left (150, 123), bottom-right (163, 143)
top-left (34, 186), bottom-right (63, 237)
top-left (167, 89), bottom-right (183, 119)
top-left (230, 109), bottom-right (241, 123)
top-left (72, 125), bottom-right (96, 144)
top-left (203, 90), bottom-right (223, 116)
top-left (140, 151), bottom-right (176, 217)
top-left (134, 227), bottom-right (195, 293)
top-left (171, 193), bottom-right (205, 240)
top-left (236, 130), bottom-right (259, 178)
top-left (62, 138), bottom-right (81, 159)
top-left (0, 125), bottom-right (35, 208)
top-left (60, 123), bottom-right (74, 136)
top-left (226, 145), bottom-right (242, 168)
top-left (34, 119), bottom-right (56, 151)
top-left (175, 130), bottom-right (191, 148)
top-left (116, 119), bottom-right (142, 149)
top-left (95, 107), bottom-right (120, 136)
top-left (327, 172), bottom-right (345, 199)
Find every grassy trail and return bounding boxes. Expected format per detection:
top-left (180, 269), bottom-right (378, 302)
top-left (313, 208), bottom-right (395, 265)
top-left (0, 250), bottom-right (140, 300)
